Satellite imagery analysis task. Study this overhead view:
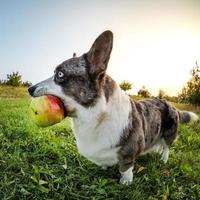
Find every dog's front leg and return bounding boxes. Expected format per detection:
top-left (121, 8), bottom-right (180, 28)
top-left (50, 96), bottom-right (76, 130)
top-left (118, 154), bottom-right (135, 185)
top-left (118, 134), bottom-right (145, 185)
top-left (120, 165), bottom-right (134, 185)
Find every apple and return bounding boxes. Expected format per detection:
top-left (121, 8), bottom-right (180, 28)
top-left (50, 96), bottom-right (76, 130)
top-left (29, 95), bottom-right (65, 127)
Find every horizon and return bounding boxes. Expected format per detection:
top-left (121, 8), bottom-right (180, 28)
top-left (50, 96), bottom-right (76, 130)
top-left (0, 0), bottom-right (200, 96)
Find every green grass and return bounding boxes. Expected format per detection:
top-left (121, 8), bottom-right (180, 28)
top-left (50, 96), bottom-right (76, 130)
top-left (0, 88), bottom-right (200, 199)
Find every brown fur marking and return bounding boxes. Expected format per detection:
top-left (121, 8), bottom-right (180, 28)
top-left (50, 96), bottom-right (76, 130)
top-left (95, 111), bottom-right (108, 129)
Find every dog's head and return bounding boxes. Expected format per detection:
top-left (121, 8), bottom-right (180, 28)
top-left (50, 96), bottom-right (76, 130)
top-left (28, 30), bottom-right (114, 116)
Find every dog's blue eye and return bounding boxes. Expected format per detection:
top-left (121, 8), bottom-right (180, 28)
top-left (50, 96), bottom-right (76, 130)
top-left (58, 71), bottom-right (64, 78)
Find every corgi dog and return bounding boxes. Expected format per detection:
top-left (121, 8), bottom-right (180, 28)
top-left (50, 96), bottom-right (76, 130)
top-left (28, 31), bottom-right (198, 184)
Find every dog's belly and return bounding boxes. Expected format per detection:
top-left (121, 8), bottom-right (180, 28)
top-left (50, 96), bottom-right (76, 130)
top-left (78, 145), bottom-right (120, 167)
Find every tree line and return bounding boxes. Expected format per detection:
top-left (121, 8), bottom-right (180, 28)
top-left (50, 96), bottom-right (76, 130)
top-left (119, 62), bottom-right (200, 105)
top-left (119, 82), bottom-right (178, 102)
top-left (178, 62), bottom-right (200, 105)
top-left (0, 72), bottom-right (32, 87)
top-left (1, 62), bottom-right (200, 105)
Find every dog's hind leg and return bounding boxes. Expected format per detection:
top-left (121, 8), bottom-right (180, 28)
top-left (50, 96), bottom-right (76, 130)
top-left (101, 166), bottom-right (108, 170)
top-left (161, 141), bottom-right (169, 163)
top-left (153, 143), bottom-right (163, 154)
top-left (161, 129), bottom-right (178, 164)
top-left (161, 105), bottom-right (179, 163)
top-left (161, 122), bottom-right (179, 163)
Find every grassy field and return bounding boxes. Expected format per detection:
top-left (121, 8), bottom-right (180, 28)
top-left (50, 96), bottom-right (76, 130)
top-left (0, 87), bottom-right (200, 200)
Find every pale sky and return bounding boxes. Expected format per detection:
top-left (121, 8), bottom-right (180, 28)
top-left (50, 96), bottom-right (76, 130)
top-left (0, 0), bottom-right (200, 96)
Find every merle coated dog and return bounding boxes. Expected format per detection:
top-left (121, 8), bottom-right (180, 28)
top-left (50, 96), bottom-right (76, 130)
top-left (28, 31), bottom-right (198, 184)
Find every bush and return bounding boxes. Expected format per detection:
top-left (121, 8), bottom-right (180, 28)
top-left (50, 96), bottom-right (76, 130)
top-left (157, 89), bottom-right (165, 99)
top-left (22, 81), bottom-right (32, 87)
top-left (164, 95), bottom-right (178, 103)
top-left (179, 62), bottom-right (200, 105)
top-left (119, 80), bottom-right (132, 92)
top-left (138, 86), bottom-right (151, 98)
top-left (0, 79), bottom-right (6, 86)
top-left (5, 72), bottom-right (22, 86)
top-left (0, 71), bottom-right (32, 87)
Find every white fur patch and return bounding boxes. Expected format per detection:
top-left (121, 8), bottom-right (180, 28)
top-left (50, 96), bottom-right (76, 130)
top-left (72, 85), bottom-right (131, 167)
top-left (33, 76), bottom-right (63, 98)
top-left (120, 166), bottom-right (133, 184)
top-left (140, 138), bottom-right (170, 163)
top-left (161, 147), bottom-right (169, 163)
top-left (188, 112), bottom-right (199, 121)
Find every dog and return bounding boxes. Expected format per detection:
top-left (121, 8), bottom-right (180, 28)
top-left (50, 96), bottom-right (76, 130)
top-left (28, 30), bottom-right (198, 184)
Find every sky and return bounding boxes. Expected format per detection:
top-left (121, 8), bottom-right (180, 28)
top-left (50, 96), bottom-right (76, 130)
top-left (0, 0), bottom-right (200, 96)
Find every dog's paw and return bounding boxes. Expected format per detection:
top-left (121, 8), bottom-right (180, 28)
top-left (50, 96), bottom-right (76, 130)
top-left (161, 147), bottom-right (169, 163)
top-left (119, 176), bottom-right (133, 185)
top-left (161, 155), bottom-right (168, 163)
top-left (119, 166), bottom-right (133, 185)
top-left (101, 166), bottom-right (107, 170)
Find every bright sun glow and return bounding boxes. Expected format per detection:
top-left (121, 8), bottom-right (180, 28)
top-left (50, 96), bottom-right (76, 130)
top-left (108, 33), bottom-right (200, 96)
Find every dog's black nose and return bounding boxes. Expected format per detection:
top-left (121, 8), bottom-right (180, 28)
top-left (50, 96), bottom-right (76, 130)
top-left (28, 85), bottom-right (36, 96)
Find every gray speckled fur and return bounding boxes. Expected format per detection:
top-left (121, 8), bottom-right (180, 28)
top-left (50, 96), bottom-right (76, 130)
top-left (178, 111), bottom-right (191, 123)
top-left (53, 31), bottom-right (114, 107)
top-left (54, 55), bottom-right (99, 107)
top-left (117, 98), bottom-right (186, 172)
top-left (56, 56), bottom-right (87, 77)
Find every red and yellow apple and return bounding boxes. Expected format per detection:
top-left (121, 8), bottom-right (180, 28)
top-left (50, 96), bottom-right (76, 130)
top-left (29, 95), bottom-right (65, 127)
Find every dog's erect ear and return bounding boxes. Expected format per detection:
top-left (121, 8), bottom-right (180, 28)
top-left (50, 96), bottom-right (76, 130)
top-left (86, 30), bottom-right (113, 77)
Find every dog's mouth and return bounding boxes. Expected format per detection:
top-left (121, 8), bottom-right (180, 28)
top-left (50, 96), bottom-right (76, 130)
top-left (49, 95), bottom-right (70, 118)
top-left (59, 98), bottom-right (68, 118)
top-left (31, 94), bottom-right (68, 118)
top-left (52, 95), bottom-right (75, 118)
top-left (28, 85), bottom-right (75, 118)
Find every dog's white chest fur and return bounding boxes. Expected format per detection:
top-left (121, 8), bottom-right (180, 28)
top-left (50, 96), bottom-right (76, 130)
top-left (73, 129), bottom-right (120, 166)
top-left (71, 87), bottom-right (131, 167)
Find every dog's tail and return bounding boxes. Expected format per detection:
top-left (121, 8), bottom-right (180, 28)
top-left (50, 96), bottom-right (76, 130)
top-left (178, 111), bottom-right (199, 124)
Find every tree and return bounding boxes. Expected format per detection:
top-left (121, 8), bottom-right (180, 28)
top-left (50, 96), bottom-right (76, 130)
top-left (178, 62), bottom-right (200, 105)
top-left (6, 71), bottom-right (22, 86)
top-left (0, 79), bottom-right (4, 85)
top-left (138, 86), bottom-right (151, 98)
top-left (22, 81), bottom-right (32, 87)
top-left (158, 89), bottom-right (165, 99)
top-left (119, 80), bottom-right (132, 92)
top-left (0, 71), bottom-right (32, 87)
